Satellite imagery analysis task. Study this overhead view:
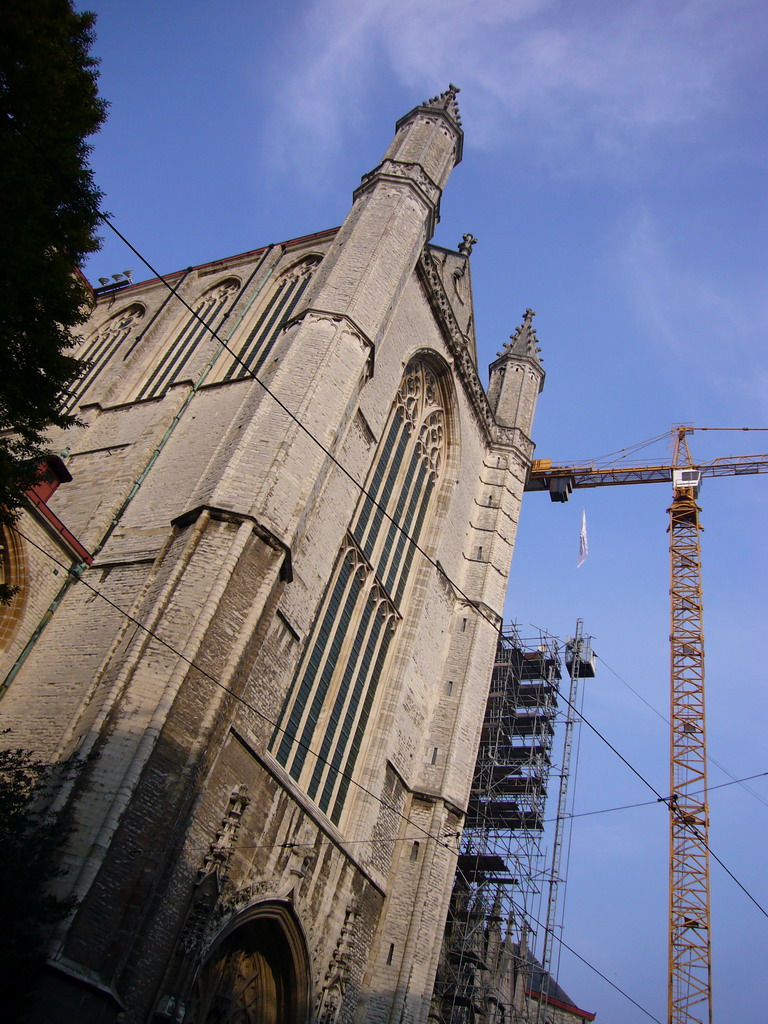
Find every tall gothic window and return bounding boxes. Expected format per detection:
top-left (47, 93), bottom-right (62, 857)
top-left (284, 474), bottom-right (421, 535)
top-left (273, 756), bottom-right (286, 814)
top-left (64, 303), bottom-right (145, 411)
top-left (272, 360), bottom-right (447, 824)
top-left (136, 278), bottom-right (239, 401)
top-left (215, 257), bottom-right (320, 382)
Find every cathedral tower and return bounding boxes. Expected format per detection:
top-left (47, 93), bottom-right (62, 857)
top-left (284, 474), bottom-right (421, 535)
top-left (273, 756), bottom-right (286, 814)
top-left (0, 90), bottom-right (544, 1024)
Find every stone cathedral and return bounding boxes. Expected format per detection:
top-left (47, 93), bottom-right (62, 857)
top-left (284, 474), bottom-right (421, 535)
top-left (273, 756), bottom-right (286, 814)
top-left (0, 88), bottom-right (545, 1023)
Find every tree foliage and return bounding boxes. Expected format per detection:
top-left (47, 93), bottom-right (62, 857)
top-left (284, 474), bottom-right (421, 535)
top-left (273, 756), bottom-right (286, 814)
top-left (0, 0), bottom-right (107, 524)
top-left (0, 745), bottom-right (80, 1013)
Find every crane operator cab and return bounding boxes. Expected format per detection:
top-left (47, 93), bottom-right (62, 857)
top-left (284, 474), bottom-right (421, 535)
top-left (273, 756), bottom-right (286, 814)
top-left (672, 468), bottom-right (702, 497)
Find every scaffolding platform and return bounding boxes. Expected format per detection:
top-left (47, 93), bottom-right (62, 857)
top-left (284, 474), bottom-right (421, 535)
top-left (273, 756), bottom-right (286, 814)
top-left (436, 626), bottom-right (563, 1023)
top-left (478, 739), bottom-right (551, 762)
top-left (457, 853), bottom-right (508, 877)
top-left (466, 799), bottom-right (544, 830)
top-left (513, 681), bottom-right (559, 706)
top-left (471, 768), bottom-right (546, 791)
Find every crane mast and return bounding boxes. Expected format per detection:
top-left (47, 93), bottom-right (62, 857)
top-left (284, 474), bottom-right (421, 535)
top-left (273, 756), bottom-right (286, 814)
top-left (667, 428), bottom-right (711, 1024)
top-left (524, 429), bottom-right (768, 1022)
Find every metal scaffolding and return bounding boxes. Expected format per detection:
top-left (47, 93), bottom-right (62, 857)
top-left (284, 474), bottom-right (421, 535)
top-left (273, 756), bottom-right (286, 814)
top-left (435, 626), bottom-right (558, 1023)
top-left (432, 624), bottom-right (595, 1024)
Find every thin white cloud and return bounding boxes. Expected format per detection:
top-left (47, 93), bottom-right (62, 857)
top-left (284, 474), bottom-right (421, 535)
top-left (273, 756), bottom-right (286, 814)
top-left (261, 0), bottom-right (767, 179)
top-left (620, 211), bottom-right (768, 413)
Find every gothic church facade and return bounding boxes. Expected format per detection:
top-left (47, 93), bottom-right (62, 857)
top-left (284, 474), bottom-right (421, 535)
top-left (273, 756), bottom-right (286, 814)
top-left (0, 89), bottom-right (545, 1024)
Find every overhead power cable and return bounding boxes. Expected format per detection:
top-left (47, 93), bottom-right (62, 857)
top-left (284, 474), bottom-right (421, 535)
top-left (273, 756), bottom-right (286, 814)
top-left (82, 216), bottom-right (768, 918)
top-left (6, 114), bottom-right (767, 1002)
top-left (10, 524), bottom-right (460, 858)
top-left (2, 112), bottom-right (679, 1019)
top-left (15, 528), bottom-right (665, 1024)
top-left (16, 518), bottom-right (768, 934)
top-left (552, 682), bottom-right (768, 921)
top-left (597, 654), bottom-right (768, 811)
top-left (8, 110), bottom-right (765, 841)
top-left (545, 770), bottom-right (768, 824)
top-left (501, 897), bottom-right (664, 1024)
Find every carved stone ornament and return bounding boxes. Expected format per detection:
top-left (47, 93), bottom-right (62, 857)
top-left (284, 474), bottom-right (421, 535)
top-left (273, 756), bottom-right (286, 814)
top-left (65, 303), bottom-right (147, 411)
top-left (182, 875), bottom-right (296, 966)
top-left (288, 843), bottom-right (317, 879)
top-left (418, 250), bottom-right (533, 455)
top-left (353, 160), bottom-right (442, 236)
top-left (177, 786), bottom-right (252, 960)
top-left (417, 250), bottom-right (495, 436)
top-left (458, 233), bottom-right (478, 256)
top-left (355, 158), bottom-right (440, 207)
top-left (281, 308), bottom-right (375, 380)
top-left (179, 873), bottom-right (222, 958)
top-left (317, 980), bottom-right (344, 1024)
top-left (394, 361), bottom-right (445, 480)
top-left (316, 901), bottom-right (359, 1023)
top-left (199, 784), bottom-right (250, 881)
top-left (220, 878), bottom-right (289, 916)
top-left (418, 411), bottom-right (444, 479)
top-left (378, 159), bottom-right (441, 204)
top-left (203, 278), bottom-right (240, 305)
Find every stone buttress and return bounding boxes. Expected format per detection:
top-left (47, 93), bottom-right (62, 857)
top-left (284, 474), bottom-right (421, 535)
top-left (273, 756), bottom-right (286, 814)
top-left (0, 88), bottom-right (546, 1024)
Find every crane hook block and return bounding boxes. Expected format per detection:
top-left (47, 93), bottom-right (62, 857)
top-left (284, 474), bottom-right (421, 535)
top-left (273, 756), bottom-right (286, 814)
top-left (549, 476), bottom-right (574, 502)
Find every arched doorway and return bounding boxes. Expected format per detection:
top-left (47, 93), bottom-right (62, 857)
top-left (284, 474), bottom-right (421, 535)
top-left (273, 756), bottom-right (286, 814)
top-left (186, 902), bottom-right (310, 1024)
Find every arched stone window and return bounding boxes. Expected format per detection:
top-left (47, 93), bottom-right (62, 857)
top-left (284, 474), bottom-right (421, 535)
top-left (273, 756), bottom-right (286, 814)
top-left (0, 526), bottom-right (27, 652)
top-left (272, 359), bottom-right (449, 823)
top-left (185, 902), bottom-right (311, 1024)
top-left (136, 278), bottom-right (240, 401)
top-left (214, 257), bottom-right (321, 382)
top-left (64, 303), bottom-right (145, 411)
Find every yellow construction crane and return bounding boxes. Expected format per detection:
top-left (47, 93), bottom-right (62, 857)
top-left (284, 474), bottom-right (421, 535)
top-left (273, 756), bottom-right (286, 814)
top-left (525, 426), bottom-right (768, 1024)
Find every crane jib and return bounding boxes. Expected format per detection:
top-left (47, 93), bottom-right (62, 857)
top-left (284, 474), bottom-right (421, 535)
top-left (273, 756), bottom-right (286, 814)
top-left (524, 438), bottom-right (768, 1022)
top-left (524, 454), bottom-right (768, 501)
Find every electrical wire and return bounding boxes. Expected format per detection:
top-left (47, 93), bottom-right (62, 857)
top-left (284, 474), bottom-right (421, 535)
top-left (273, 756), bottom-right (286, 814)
top-left (81, 225), bottom-right (765, 1008)
top-left (597, 654), bottom-right (768, 811)
top-left (7, 117), bottom-right (765, 882)
top-left (544, 770), bottom-right (768, 824)
top-left (553, 682), bottom-right (768, 921)
top-left (504, 898), bottom-right (664, 1024)
top-left (15, 503), bottom-right (768, 920)
top-left (10, 523), bottom-right (460, 857)
top-left (3, 110), bottom-right (673, 1021)
top-left (6, 109), bottom-right (767, 1012)
top-left (17, 517), bottom-right (764, 1023)
top-left (8, 522), bottom-right (668, 1022)
top-left (65, 760), bottom-right (762, 853)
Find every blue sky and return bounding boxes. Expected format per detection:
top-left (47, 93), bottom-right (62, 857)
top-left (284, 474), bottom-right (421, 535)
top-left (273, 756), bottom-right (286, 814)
top-left (80, 2), bottom-right (768, 1020)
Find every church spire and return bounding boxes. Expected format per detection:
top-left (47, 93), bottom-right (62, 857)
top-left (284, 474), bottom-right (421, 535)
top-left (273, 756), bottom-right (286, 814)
top-left (390, 83), bottom-right (464, 170)
top-left (308, 90), bottom-right (465, 341)
top-left (422, 83), bottom-right (462, 127)
top-left (499, 308), bottom-right (542, 366)
top-left (349, 86), bottom-right (464, 241)
top-left (487, 308), bottom-right (545, 432)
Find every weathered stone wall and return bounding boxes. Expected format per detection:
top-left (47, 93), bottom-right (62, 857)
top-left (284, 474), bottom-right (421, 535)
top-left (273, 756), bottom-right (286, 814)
top-left (1, 92), bottom-right (544, 1024)
top-left (0, 516), bottom-right (83, 690)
